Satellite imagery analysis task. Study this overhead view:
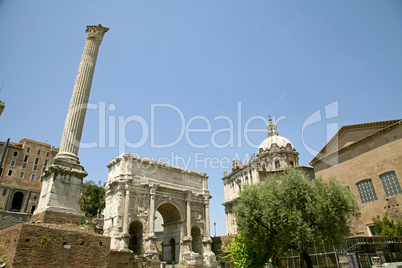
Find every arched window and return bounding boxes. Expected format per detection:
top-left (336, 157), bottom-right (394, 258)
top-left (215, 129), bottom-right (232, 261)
top-left (275, 161), bottom-right (280, 169)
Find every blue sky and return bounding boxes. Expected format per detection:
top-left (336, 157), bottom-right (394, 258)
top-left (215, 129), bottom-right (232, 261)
top-left (0, 0), bottom-right (401, 236)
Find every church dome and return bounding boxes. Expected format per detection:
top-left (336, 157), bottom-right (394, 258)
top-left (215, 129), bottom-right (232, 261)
top-left (258, 119), bottom-right (294, 151)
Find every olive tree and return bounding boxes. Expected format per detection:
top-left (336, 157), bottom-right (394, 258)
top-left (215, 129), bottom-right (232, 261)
top-left (230, 167), bottom-right (359, 268)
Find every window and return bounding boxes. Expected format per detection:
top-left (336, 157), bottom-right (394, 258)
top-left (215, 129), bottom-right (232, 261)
top-left (275, 161), bottom-right (280, 169)
top-left (27, 147), bottom-right (31, 153)
top-left (380, 171), bottom-right (402, 198)
top-left (46, 152), bottom-right (49, 157)
top-left (33, 165), bottom-right (38, 171)
top-left (37, 150), bottom-right (41, 156)
top-left (13, 151), bottom-right (18, 157)
top-left (24, 155), bottom-right (28, 162)
top-left (30, 174), bottom-right (36, 181)
top-left (35, 158), bottom-right (39, 164)
top-left (290, 161), bottom-right (294, 166)
top-left (42, 167), bottom-right (46, 173)
top-left (10, 160), bottom-right (16, 167)
top-left (7, 170), bottom-right (13, 176)
top-left (40, 176), bottom-right (44, 182)
top-left (22, 163), bottom-right (27, 169)
top-left (356, 179), bottom-right (378, 204)
top-left (19, 172), bottom-right (24, 178)
top-left (44, 159), bottom-right (48, 166)
top-left (2, 189), bottom-right (7, 196)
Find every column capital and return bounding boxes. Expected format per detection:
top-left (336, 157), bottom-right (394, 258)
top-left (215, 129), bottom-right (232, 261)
top-left (185, 190), bottom-right (192, 202)
top-left (86, 24), bottom-right (109, 44)
top-left (149, 183), bottom-right (158, 195)
top-left (203, 194), bottom-right (212, 204)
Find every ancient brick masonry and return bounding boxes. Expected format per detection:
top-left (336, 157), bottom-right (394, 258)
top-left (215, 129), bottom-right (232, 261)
top-left (0, 223), bottom-right (110, 267)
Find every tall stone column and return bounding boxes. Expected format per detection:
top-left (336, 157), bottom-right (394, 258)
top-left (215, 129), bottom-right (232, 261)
top-left (186, 191), bottom-right (192, 238)
top-left (33, 25), bottom-right (109, 225)
top-left (57, 24), bottom-right (109, 164)
top-left (202, 194), bottom-right (216, 268)
top-left (203, 195), bottom-right (211, 238)
top-left (145, 183), bottom-right (158, 258)
top-left (121, 184), bottom-right (131, 249)
top-left (182, 190), bottom-right (192, 253)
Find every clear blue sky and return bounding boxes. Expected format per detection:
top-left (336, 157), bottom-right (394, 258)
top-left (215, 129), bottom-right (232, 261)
top-left (0, 0), bottom-right (401, 236)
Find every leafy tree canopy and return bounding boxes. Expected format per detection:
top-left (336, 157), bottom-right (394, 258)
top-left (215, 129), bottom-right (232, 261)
top-left (79, 180), bottom-right (105, 218)
top-left (230, 167), bottom-right (359, 268)
top-left (372, 213), bottom-right (402, 236)
top-left (225, 234), bottom-right (274, 268)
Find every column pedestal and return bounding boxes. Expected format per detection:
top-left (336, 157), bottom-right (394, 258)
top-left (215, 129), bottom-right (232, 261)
top-left (32, 158), bottom-right (87, 224)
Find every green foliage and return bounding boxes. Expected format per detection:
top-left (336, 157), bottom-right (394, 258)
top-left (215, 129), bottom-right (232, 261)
top-left (40, 235), bottom-right (51, 248)
top-left (224, 234), bottom-right (272, 268)
top-left (231, 167), bottom-right (359, 267)
top-left (80, 223), bottom-right (91, 230)
top-left (372, 213), bottom-right (402, 236)
top-left (79, 180), bottom-right (105, 218)
top-left (0, 244), bottom-right (7, 263)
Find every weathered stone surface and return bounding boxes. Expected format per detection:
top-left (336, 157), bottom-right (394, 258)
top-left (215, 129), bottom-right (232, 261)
top-left (104, 153), bottom-right (216, 267)
top-left (183, 251), bottom-right (203, 267)
top-left (109, 250), bottom-right (161, 268)
top-left (0, 211), bottom-right (31, 230)
top-left (0, 223), bottom-right (110, 268)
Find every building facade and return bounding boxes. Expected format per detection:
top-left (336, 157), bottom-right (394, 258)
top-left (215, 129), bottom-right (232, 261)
top-left (104, 153), bottom-right (216, 267)
top-left (310, 119), bottom-right (402, 236)
top-left (0, 139), bottom-right (58, 214)
top-left (222, 119), bottom-right (314, 235)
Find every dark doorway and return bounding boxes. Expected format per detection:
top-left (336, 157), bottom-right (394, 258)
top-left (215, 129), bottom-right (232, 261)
top-left (170, 238), bottom-right (176, 263)
top-left (10, 192), bottom-right (24, 212)
top-left (129, 221), bottom-right (143, 255)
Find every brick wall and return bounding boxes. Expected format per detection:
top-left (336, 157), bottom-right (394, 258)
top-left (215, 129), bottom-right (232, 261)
top-left (0, 224), bottom-right (21, 266)
top-left (30, 210), bottom-right (81, 225)
top-left (0, 211), bottom-right (31, 230)
top-left (314, 128), bottom-right (402, 235)
top-left (0, 223), bottom-right (110, 267)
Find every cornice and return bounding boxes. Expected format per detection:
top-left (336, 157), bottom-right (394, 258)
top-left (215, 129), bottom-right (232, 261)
top-left (107, 153), bottom-right (208, 178)
top-left (310, 119), bottom-right (402, 166)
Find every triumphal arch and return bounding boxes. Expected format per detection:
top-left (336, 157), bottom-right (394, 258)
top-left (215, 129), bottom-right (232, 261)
top-left (103, 153), bottom-right (216, 267)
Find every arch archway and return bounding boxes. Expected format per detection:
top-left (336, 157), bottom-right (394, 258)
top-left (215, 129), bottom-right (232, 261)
top-left (10, 192), bottom-right (24, 212)
top-left (157, 202), bottom-right (182, 264)
top-left (128, 220), bottom-right (143, 255)
top-left (191, 226), bottom-right (202, 255)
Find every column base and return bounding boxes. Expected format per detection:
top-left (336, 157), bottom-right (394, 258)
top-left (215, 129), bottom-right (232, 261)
top-left (35, 156), bottom-right (87, 225)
